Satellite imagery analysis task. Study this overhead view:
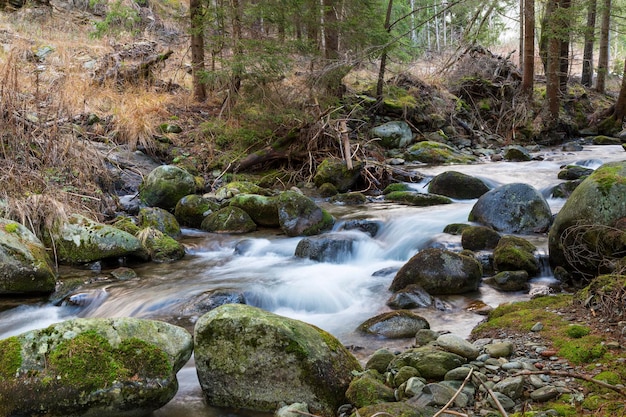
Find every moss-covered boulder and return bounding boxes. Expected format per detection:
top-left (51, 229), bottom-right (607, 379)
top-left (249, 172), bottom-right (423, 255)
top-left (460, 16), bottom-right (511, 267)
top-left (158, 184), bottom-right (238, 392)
top-left (388, 346), bottom-right (467, 380)
top-left (385, 191), bottom-right (452, 206)
top-left (138, 207), bottom-right (181, 238)
top-left (313, 159), bottom-right (363, 193)
top-left (369, 121), bottom-right (414, 149)
top-left (493, 236), bottom-right (539, 276)
top-left (557, 165), bottom-right (594, 180)
top-left (174, 195), bottom-right (220, 228)
top-left (46, 214), bottom-right (143, 264)
top-left (592, 135), bottom-right (621, 145)
top-left (200, 206), bottom-right (257, 234)
top-left (139, 165), bottom-right (196, 210)
top-left (229, 194), bottom-right (280, 227)
top-left (353, 401), bottom-right (424, 417)
top-left (276, 190), bottom-right (334, 237)
top-left (137, 227), bottom-right (185, 263)
top-left (214, 181), bottom-right (273, 201)
top-left (194, 304), bottom-right (362, 417)
top-left (484, 270), bottom-right (530, 292)
top-left (549, 162), bottom-right (626, 282)
top-left (404, 141), bottom-right (477, 164)
top-left (0, 317), bottom-right (193, 417)
top-left (469, 183), bottom-right (552, 234)
top-left (357, 310), bottom-right (430, 339)
top-left (345, 372), bottom-right (396, 407)
top-left (503, 145), bottom-right (532, 161)
top-left (427, 171), bottom-right (490, 199)
top-left (389, 248), bottom-right (482, 294)
top-left (461, 225), bottom-right (501, 251)
top-left (0, 219), bottom-right (56, 294)
top-left (382, 183), bottom-right (411, 194)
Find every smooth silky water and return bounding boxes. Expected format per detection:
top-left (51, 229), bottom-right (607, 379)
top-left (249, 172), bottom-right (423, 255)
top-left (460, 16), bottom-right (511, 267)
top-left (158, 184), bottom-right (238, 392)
top-left (1, 145), bottom-right (625, 417)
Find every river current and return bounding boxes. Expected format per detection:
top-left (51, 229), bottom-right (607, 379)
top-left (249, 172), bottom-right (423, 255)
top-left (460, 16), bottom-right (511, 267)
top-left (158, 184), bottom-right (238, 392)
top-left (1, 144), bottom-right (625, 417)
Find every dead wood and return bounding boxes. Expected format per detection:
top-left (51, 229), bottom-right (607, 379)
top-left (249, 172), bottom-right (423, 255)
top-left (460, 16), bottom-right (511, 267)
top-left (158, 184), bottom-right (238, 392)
top-left (94, 42), bottom-right (173, 85)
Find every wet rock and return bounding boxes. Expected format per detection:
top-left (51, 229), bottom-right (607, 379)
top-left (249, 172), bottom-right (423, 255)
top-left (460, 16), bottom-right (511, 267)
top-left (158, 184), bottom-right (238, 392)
top-left (427, 171), bottom-right (490, 199)
top-left (179, 289), bottom-right (246, 317)
top-left (294, 233), bottom-right (356, 263)
top-left (194, 304), bottom-right (361, 417)
top-left (436, 334), bottom-right (480, 360)
top-left (370, 121), bottom-right (414, 149)
top-left (551, 179), bottom-right (583, 198)
top-left (592, 135), bottom-right (621, 145)
top-left (389, 248), bottom-right (482, 295)
top-left (137, 227), bottom-right (185, 263)
top-left (229, 194), bottom-right (280, 227)
top-left (276, 403), bottom-right (310, 417)
top-left (557, 165), bottom-right (594, 180)
top-left (389, 347), bottom-right (467, 380)
top-left (405, 141), bottom-right (477, 164)
top-left (385, 191), bottom-right (452, 206)
top-left (503, 145), bottom-right (532, 161)
top-left (0, 317), bottom-right (192, 417)
top-left (276, 190), bottom-right (334, 237)
top-left (0, 219), bottom-right (56, 294)
top-left (484, 270), bottom-right (530, 292)
top-left (201, 206), bottom-right (257, 234)
top-left (354, 402), bottom-right (423, 417)
top-left (337, 219), bottom-right (382, 237)
top-left (110, 267), bottom-right (137, 281)
top-left (139, 165), bottom-right (196, 210)
top-left (365, 349), bottom-right (396, 373)
top-left (174, 194), bottom-right (220, 228)
top-left (386, 284), bottom-right (433, 309)
top-left (493, 235), bottom-right (540, 276)
top-left (415, 329), bottom-right (439, 346)
top-left (394, 366), bottom-right (421, 387)
top-left (214, 181), bottom-right (272, 200)
top-left (138, 206), bottom-right (181, 238)
top-left (357, 310), bottom-right (430, 339)
top-left (313, 159), bottom-right (362, 193)
top-left (346, 372), bottom-right (395, 407)
top-left (461, 225), bottom-right (501, 251)
top-left (329, 192), bottom-right (367, 205)
top-left (469, 183), bottom-right (552, 234)
top-left (443, 223), bottom-right (471, 235)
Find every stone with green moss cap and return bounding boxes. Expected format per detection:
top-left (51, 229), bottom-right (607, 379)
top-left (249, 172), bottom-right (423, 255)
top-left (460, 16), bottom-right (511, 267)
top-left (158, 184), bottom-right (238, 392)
top-left (313, 159), bottom-right (363, 193)
top-left (0, 218), bottom-right (56, 294)
top-left (276, 190), bottom-right (334, 237)
top-left (139, 165), bottom-right (196, 210)
top-left (0, 317), bottom-right (193, 417)
top-left (45, 214), bottom-right (143, 264)
top-left (194, 303), bottom-right (362, 417)
top-left (404, 141), bottom-right (477, 165)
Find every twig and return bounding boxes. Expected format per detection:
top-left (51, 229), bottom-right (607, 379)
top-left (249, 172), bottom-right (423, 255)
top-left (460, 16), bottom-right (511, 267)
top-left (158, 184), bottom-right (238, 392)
top-left (471, 374), bottom-right (509, 417)
top-left (433, 368), bottom-right (473, 417)
top-left (513, 370), bottom-right (626, 397)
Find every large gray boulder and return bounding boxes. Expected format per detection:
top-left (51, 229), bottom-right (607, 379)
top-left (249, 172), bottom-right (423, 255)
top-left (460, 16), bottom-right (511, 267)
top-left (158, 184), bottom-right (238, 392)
top-left (174, 194), bottom-right (220, 228)
top-left (468, 183), bottom-right (552, 234)
top-left (201, 206), bottom-right (257, 234)
top-left (276, 190), bottom-right (334, 237)
top-left (0, 317), bottom-right (193, 417)
top-left (388, 346), bottom-right (467, 380)
top-left (139, 165), bottom-right (196, 210)
top-left (294, 233), bottom-right (356, 263)
top-left (0, 219), bottom-right (56, 294)
top-left (370, 121), bottom-right (414, 148)
top-left (194, 304), bottom-right (361, 417)
top-left (389, 248), bottom-right (482, 294)
top-left (313, 159), bottom-right (363, 193)
top-left (427, 171), bottom-right (490, 199)
top-left (357, 310), bottom-right (430, 338)
top-left (229, 194), bottom-right (280, 227)
top-left (46, 214), bottom-right (143, 264)
top-left (549, 161), bottom-right (626, 281)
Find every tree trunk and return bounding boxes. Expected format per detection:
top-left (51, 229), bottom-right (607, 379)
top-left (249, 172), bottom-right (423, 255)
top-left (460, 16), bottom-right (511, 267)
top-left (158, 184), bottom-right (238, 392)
top-left (558, 0), bottom-right (571, 93)
top-left (190, 0), bottom-right (206, 102)
top-left (221, 0), bottom-right (243, 115)
top-left (521, 0), bottom-right (535, 96)
top-left (323, 0), bottom-right (339, 60)
top-left (376, 0), bottom-right (394, 101)
top-left (596, 0), bottom-right (611, 93)
top-left (546, 0), bottom-right (561, 122)
top-left (613, 58), bottom-right (626, 122)
top-left (581, 0), bottom-right (597, 87)
top-left (519, 0), bottom-right (524, 68)
top-left (539, 0), bottom-right (555, 75)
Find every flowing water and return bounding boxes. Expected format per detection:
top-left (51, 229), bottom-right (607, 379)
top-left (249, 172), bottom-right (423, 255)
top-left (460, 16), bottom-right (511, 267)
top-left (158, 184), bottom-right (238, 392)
top-left (1, 145), bottom-right (625, 417)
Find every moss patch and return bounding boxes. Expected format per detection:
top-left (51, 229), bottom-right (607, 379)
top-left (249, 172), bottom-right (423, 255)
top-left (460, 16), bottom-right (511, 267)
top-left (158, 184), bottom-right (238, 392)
top-left (0, 337), bottom-right (21, 380)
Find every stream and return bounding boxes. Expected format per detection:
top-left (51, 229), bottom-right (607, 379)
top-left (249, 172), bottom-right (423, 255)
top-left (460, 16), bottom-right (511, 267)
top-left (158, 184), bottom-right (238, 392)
top-left (1, 144), bottom-right (625, 417)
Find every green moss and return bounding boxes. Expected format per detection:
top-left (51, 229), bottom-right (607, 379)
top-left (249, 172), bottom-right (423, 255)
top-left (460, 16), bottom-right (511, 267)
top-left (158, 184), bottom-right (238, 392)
top-left (593, 371), bottom-right (622, 385)
top-left (3, 222), bottom-right (19, 233)
top-left (382, 183), bottom-right (410, 194)
top-left (117, 338), bottom-right (172, 378)
top-left (591, 165), bottom-right (626, 197)
top-left (554, 334), bottom-right (606, 365)
top-left (0, 337), bottom-right (22, 380)
top-left (565, 324), bottom-right (590, 338)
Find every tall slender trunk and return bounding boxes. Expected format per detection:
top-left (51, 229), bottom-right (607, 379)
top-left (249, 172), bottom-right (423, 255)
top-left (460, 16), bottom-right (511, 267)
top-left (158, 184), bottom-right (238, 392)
top-left (521, 0), bottom-right (535, 96)
top-left (546, 0), bottom-right (561, 122)
top-left (558, 0), bottom-right (571, 93)
top-left (581, 0), bottom-right (597, 87)
top-left (376, 0), bottom-right (394, 101)
top-left (519, 0), bottom-right (524, 68)
top-left (614, 58), bottom-right (626, 122)
top-left (323, 0), bottom-right (339, 60)
top-left (190, 0), bottom-right (206, 102)
top-left (596, 0), bottom-right (611, 93)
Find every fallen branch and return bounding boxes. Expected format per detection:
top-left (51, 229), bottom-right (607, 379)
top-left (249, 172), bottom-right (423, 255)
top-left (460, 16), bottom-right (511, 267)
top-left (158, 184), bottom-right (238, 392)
top-left (472, 374), bottom-right (509, 417)
top-left (433, 368), bottom-right (473, 417)
top-left (513, 370), bottom-right (626, 397)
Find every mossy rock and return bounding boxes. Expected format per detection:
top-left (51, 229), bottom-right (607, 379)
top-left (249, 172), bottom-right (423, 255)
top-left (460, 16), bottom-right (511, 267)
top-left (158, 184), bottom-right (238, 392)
top-left (229, 194), bottom-right (280, 227)
top-left (427, 171), bottom-right (490, 199)
top-left (174, 195), bottom-right (220, 228)
top-left (382, 183), bottom-right (411, 194)
top-left (214, 181), bottom-right (273, 200)
top-left (592, 135), bottom-right (621, 145)
top-left (548, 161), bottom-right (626, 281)
top-left (139, 165), bottom-right (196, 210)
top-left (385, 191), bottom-right (452, 207)
top-left (404, 141), bottom-right (477, 165)
top-left (493, 236), bottom-right (539, 276)
top-left (111, 216), bottom-right (141, 236)
top-left (551, 180), bottom-right (584, 199)
top-left (329, 192), bottom-right (367, 205)
top-left (345, 373), bottom-right (395, 407)
top-left (388, 346), bottom-right (467, 380)
top-left (45, 214), bottom-right (143, 265)
top-left (319, 182), bottom-right (339, 197)
top-left (276, 191), bottom-right (334, 237)
top-left (461, 225), bottom-right (501, 251)
top-left (0, 218), bottom-right (56, 294)
top-left (353, 401), bottom-right (424, 417)
top-left (357, 310), bottom-right (430, 339)
top-left (0, 317), bottom-right (192, 417)
top-left (194, 304), bottom-right (362, 417)
top-left (313, 159), bottom-right (363, 193)
top-left (443, 223), bottom-right (471, 235)
top-left (369, 121), bottom-right (414, 149)
top-left (138, 207), bottom-right (181, 238)
top-left (503, 145), bottom-right (532, 161)
top-left (137, 227), bottom-right (185, 263)
top-left (201, 206), bottom-right (257, 234)
top-left (483, 270), bottom-right (530, 292)
top-left (557, 165), bottom-right (594, 181)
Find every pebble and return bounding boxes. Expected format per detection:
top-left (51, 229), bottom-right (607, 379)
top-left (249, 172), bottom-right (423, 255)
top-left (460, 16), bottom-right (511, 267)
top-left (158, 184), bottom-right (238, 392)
top-left (530, 385), bottom-right (560, 401)
top-left (531, 322), bottom-right (544, 332)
